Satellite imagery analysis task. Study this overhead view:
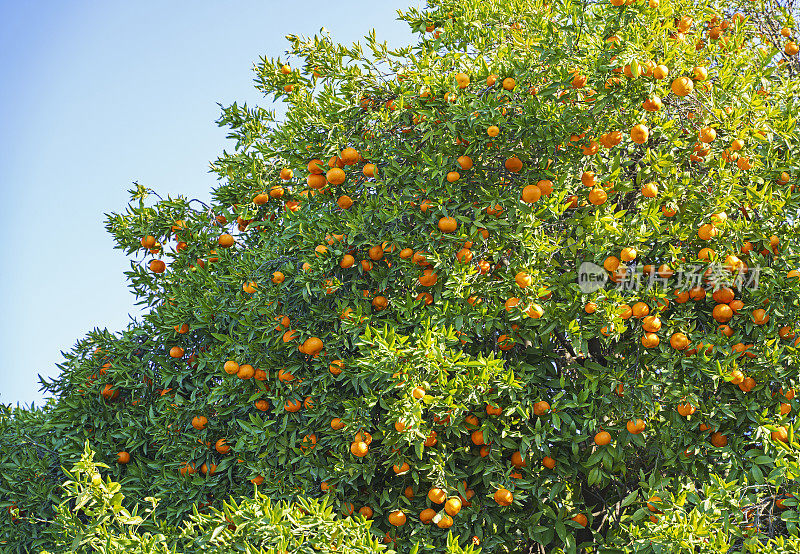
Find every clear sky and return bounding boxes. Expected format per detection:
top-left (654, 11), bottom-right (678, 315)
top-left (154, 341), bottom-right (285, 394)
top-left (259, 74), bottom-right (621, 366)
top-left (0, 0), bottom-right (419, 407)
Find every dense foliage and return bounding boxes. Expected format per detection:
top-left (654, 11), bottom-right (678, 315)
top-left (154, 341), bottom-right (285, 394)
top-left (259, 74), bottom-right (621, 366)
top-left (40, 442), bottom-right (420, 553)
top-left (4, 0), bottom-right (800, 551)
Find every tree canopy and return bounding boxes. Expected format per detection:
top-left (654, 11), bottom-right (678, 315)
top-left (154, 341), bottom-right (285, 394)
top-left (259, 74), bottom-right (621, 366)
top-left (4, 0), bottom-right (800, 552)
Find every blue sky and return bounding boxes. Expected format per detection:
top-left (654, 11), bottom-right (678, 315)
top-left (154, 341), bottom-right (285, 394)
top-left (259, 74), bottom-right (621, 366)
top-left (0, 0), bottom-right (418, 407)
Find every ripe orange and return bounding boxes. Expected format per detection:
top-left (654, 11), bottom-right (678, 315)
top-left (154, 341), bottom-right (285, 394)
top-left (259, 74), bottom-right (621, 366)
top-left (712, 304), bottom-right (733, 323)
top-left (588, 188), bottom-right (607, 205)
top-left (671, 76), bottom-right (694, 96)
top-left (388, 510), bottom-right (406, 527)
top-left (594, 430), bottom-right (612, 446)
top-left (710, 431), bottom-right (728, 447)
top-left (419, 268), bottom-right (438, 287)
top-left (642, 333), bottom-right (661, 348)
top-left (699, 127), bottom-right (717, 143)
top-left (169, 346), bottom-right (184, 358)
top-left (326, 167), bottom-right (346, 185)
top-left (571, 513), bottom-right (588, 527)
top-left (215, 438), bottom-right (231, 454)
top-left (535, 179), bottom-right (553, 195)
top-left (642, 315), bottom-right (661, 333)
top-left (149, 259), bottom-right (166, 273)
top-left (236, 364), bottom-right (254, 379)
top-left (419, 508), bottom-right (436, 524)
top-left (444, 497), bottom-right (462, 516)
top-left (457, 155), bottom-right (473, 170)
top-left (436, 514), bottom-right (454, 528)
top-left (521, 184), bottom-right (542, 203)
top-left (285, 399), bottom-right (302, 413)
top-left (504, 157), bottom-right (523, 172)
top-left (626, 419), bottom-right (645, 434)
top-left (581, 171), bottom-right (597, 187)
top-left (494, 488), bottom-right (513, 506)
top-left (511, 451), bottom-right (527, 468)
top-left (772, 426), bottom-right (789, 443)
top-left (752, 308), bottom-right (769, 325)
top-left (630, 124), bottom-right (649, 144)
top-left (350, 441), bottom-right (369, 457)
top-left (533, 401), bottom-right (550, 416)
top-left (438, 216), bottom-right (457, 233)
top-left (329, 359), bottom-right (344, 376)
top-left (117, 451), bottom-right (130, 464)
top-left (301, 337), bottom-right (324, 355)
top-left (428, 487), bottom-right (447, 504)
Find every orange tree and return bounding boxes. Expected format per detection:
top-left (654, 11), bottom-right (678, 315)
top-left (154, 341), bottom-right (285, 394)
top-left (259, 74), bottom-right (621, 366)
top-left (4, 0), bottom-right (800, 551)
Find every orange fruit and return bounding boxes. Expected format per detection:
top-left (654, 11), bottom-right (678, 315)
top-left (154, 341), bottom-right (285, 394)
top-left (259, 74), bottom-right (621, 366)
top-left (285, 399), bottom-right (302, 413)
top-left (215, 438), bottom-right (231, 454)
top-left (671, 76), bottom-right (694, 96)
top-left (772, 426), bottom-right (789, 443)
top-left (669, 332), bottom-right (689, 350)
top-left (494, 488), bottom-right (513, 506)
top-left (191, 416), bottom-right (208, 430)
top-left (350, 441), bottom-right (369, 457)
top-left (331, 417), bottom-right (345, 430)
top-left (329, 359), bottom-right (344, 376)
top-left (223, 360), bottom-right (240, 375)
top-left (710, 431), bottom-right (728, 447)
top-left (436, 514), bottom-right (454, 528)
top-left (438, 216), bottom-right (457, 233)
top-left (533, 401), bottom-right (550, 416)
top-left (594, 430), bottom-right (612, 446)
top-left (388, 510), bottom-right (406, 527)
top-left (326, 167), bottom-right (346, 185)
top-left (647, 496), bottom-right (662, 513)
top-left (510, 450), bottom-right (528, 468)
top-left (149, 259), bottom-right (166, 273)
top-left (444, 497), bottom-right (462, 516)
top-left (504, 157), bottom-right (523, 172)
top-left (652, 65), bottom-right (669, 79)
top-left (571, 513), bottom-right (588, 527)
top-left (218, 234), bottom-right (235, 248)
top-left (420, 508), bottom-right (436, 524)
top-left (428, 487), bottom-right (447, 504)
top-left (521, 184), bottom-right (542, 203)
top-left (588, 188), bottom-right (607, 205)
top-left (630, 124), bottom-right (649, 144)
